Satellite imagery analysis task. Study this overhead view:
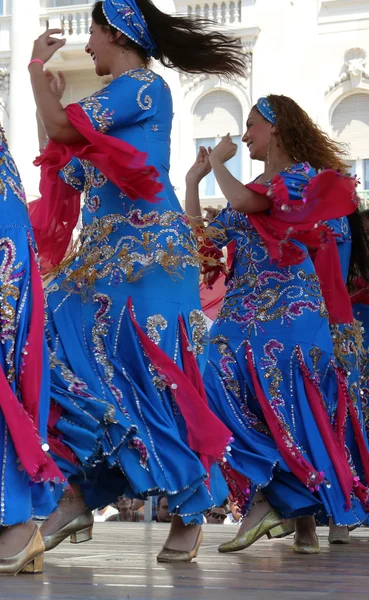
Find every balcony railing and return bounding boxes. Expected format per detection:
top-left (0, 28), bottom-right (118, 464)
top-left (177, 0), bottom-right (242, 24)
top-left (0, 16), bottom-right (11, 52)
top-left (41, 4), bottom-right (93, 44)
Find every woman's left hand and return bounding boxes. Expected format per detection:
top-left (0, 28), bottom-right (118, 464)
top-left (31, 29), bottom-right (66, 64)
top-left (209, 133), bottom-right (238, 165)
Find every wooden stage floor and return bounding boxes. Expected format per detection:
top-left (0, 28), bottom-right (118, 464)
top-left (1, 523), bottom-right (369, 599)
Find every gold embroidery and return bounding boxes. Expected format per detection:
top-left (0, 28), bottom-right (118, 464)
top-left (61, 162), bottom-right (83, 190)
top-left (146, 314), bottom-right (168, 345)
top-left (189, 310), bottom-right (208, 356)
top-left (80, 94), bottom-right (114, 134)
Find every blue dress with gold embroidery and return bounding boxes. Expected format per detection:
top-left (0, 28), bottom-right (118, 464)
top-left (0, 128), bottom-right (57, 526)
top-left (327, 217), bottom-right (369, 493)
top-left (205, 163), bottom-right (367, 525)
top-left (44, 68), bottom-right (227, 522)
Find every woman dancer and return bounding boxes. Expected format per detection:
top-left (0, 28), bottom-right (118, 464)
top-left (28, 0), bottom-right (244, 562)
top-left (186, 95), bottom-right (369, 554)
top-left (350, 210), bottom-right (369, 440)
top-left (312, 211), bottom-right (369, 544)
top-left (0, 126), bottom-right (64, 574)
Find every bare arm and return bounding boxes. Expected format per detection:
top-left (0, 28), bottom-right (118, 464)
top-left (29, 30), bottom-right (84, 144)
top-left (209, 134), bottom-right (271, 213)
top-left (185, 146), bottom-right (212, 227)
top-left (30, 64), bottom-right (83, 144)
top-left (210, 156), bottom-right (270, 213)
top-left (36, 70), bottom-right (68, 151)
top-left (185, 178), bottom-right (203, 224)
top-left (36, 110), bottom-right (48, 152)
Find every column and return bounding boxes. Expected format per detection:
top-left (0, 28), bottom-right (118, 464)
top-left (9, 0), bottom-right (41, 200)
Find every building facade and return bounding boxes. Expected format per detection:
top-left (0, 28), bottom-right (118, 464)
top-left (0, 0), bottom-right (368, 207)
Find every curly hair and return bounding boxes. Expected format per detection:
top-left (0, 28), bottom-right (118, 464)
top-left (262, 94), bottom-right (369, 288)
top-left (266, 94), bottom-right (349, 173)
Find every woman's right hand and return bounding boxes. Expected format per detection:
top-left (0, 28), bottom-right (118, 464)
top-left (186, 146), bottom-right (212, 185)
top-left (209, 133), bottom-right (237, 165)
top-left (44, 70), bottom-right (66, 101)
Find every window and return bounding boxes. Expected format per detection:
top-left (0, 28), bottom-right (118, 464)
top-left (193, 91), bottom-right (243, 198)
top-left (195, 138), bottom-right (216, 197)
top-left (346, 160), bottom-right (356, 177)
top-left (0, 0), bottom-right (10, 15)
top-left (332, 93), bottom-right (369, 159)
top-left (332, 93), bottom-right (369, 202)
top-left (364, 159), bottom-right (369, 190)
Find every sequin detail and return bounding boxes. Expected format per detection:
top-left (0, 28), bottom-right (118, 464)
top-left (61, 163), bottom-right (83, 191)
top-left (53, 210), bottom-right (201, 289)
top-left (188, 309), bottom-right (207, 356)
top-left (80, 93), bottom-right (115, 134)
top-left (0, 238), bottom-right (22, 383)
top-left (92, 293), bottom-right (128, 417)
top-left (126, 69), bottom-right (157, 111)
top-left (128, 436), bottom-right (149, 470)
top-left (146, 314), bottom-right (168, 345)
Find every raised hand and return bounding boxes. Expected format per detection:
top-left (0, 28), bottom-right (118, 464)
top-left (186, 146), bottom-right (212, 185)
top-left (210, 133), bottom-right (237, 165)
top-left (44, 70), bottom-right (66, 101)
top-left (31, 29), bottom-right (66, 64)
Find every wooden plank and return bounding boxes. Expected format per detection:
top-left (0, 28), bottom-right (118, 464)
top-left (1, 524), bottom-right (369, 599)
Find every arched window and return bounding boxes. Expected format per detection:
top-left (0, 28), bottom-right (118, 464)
top-left (0, 0), bottom-right (10, 15)
top-left (193, 90), bottom-right (243, 198)
top-left (332, 93), bottom-right (369, 199)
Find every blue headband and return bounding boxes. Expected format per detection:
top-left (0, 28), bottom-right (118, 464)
top-left (102, 0), bottom-right (158, 58)
top-left (256, 97), bottom-right (277, 125)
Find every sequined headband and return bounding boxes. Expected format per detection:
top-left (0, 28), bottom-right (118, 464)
top-left (256, 97), bottom-right (277, 125)
top-left (102, 0), bottom-right (158, 58)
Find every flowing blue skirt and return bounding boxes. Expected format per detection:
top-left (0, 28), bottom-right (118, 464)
top-left (46, 265), bottom-right (228, 524)
top-left (0, 225), bottom-right (56, 525)
top-left (206, 319), bottom-right (367, 526)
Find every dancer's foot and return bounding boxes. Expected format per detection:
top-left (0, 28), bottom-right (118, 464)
top-left (162, 515), bottom-right (202, 551)
top-left (328, 519), bottom-right (350, 544)
top-left (0, 521), bottom-right (37, 559)
top-left (40, 489), bottom-right (88, 537)
top-left (218, 492), bottom-right (282, 553)
top-left (0, 522), bottom-right (44, 574)
top-left (40, 488), bottom-right (93, 551)
top-left (157, 515), bottom-right (203, 562)
top-left (293, 516), bottom-right (320, 554)
top-left (237, 493), bottom-right (273, 537)
top-left (267, 518), bottom-right (295, 539)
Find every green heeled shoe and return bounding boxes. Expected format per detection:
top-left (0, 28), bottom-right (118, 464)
top-left (218, 508), bottom-right (282, 553)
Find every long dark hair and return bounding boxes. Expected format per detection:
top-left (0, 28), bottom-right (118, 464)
top-left (92, 1), bottom-right (245, 76)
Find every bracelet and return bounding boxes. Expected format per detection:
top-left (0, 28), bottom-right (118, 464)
top-left (28, 59), bottom-right (44, 69)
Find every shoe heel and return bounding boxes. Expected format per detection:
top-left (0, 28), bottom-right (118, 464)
top-left (21, 555), bottom-right (44, 574)
top-left (70, 526), bottom-right (93, 544)
top-left (266, 531), bottom-right (272, 539)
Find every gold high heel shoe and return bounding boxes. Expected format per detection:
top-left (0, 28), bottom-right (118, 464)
top-left (218, 508), bottom-right (282, 553)
top-left (267, 518), bottom-right (295, 540)
top-left (42, 510), bottom-right (94, 552)
top-left (292, 532), bottom-right (320, 554)
top-left (157, 528), bottom-right (203, 563)
top-left (0, 526), bottom-right (44, 575)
